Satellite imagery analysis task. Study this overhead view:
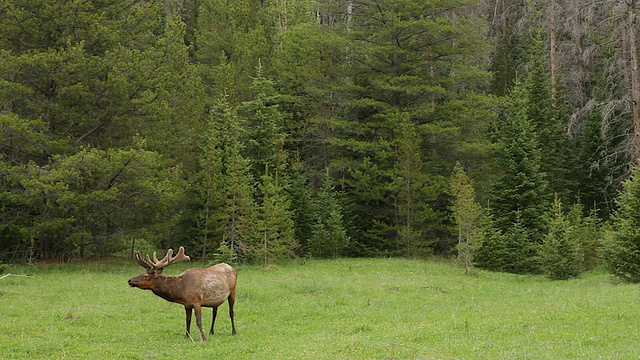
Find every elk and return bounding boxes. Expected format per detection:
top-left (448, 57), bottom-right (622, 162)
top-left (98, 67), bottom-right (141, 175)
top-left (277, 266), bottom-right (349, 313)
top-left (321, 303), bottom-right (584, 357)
top-left (128, 247), bottom-right (237, 341)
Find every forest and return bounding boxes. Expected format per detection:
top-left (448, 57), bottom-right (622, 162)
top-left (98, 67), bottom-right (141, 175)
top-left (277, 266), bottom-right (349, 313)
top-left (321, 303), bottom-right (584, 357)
top-left (2, 0), bottom-right (640, 280)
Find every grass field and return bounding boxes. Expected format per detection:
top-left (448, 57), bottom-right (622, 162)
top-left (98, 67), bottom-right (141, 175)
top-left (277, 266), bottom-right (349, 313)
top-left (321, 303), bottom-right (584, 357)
top-left (1, 257), bottom-right (639, 359)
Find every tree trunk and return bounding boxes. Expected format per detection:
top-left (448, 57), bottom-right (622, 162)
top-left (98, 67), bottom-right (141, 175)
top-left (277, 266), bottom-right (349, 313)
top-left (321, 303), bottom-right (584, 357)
top-left (550, 0), bottom-right (558, 95)
top-left (629, 0), bottom-right (640, 163)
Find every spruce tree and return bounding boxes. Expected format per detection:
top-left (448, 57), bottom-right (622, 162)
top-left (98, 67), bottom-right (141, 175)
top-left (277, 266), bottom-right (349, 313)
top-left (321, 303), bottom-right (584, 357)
top-left (487, 82), bottom-right (550, 273)
top-left (573, 106), bottom-right (626, 220)
top-left (450, 162), bottom-right (482, 274)
top-left (567, 203), bottom-right (602, 271)
top-left (503, 212), bottom-right (539, 274)
top-left (524, 42), bottom-right (571, 204)
top-left (256, 167), bottom-right (297, 266)
top-left (221, 143), bottom-right (256, 261)
top-left (288, 156), bottom-right (316, 255)
top-left (490, 82), bottom-right (550, 240)
top-left (474, 214), bottom-right (508, 272)
top-left (540, 196), bottom-right (582, 280)
top-left (309, 175), bottom-right (350, 258)
top-left (475, 210), bottom-right (538, 274)
top-left (393, 113), bottom-right (441, 257)
top-left (603, 166), bottom-right (640, 282)
top-left (208, 99), bottom-right (256, 261)
top-left (192, 110), bottom-right (228, 260)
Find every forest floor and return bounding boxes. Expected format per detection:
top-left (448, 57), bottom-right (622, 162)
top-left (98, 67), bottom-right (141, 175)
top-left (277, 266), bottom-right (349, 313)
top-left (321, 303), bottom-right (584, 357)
top-left (1, 257), bottom-right (639, 359)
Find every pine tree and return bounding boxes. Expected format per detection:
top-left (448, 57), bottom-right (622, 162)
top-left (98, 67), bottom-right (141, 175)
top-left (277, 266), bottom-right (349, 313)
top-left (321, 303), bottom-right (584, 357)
top-left (309, 175), bottom-right (350, 258)
top-left (573, 106), bottom-right (627, 220)
top-left (221, 144), bottom-right (256, 261)
top-left (208, 99), bottom-right (256, 261)
top-left (393, 113), bottom-right (440, 257)
top-left (487, 81), bottom-right (550, 273)
top-left (602, 166), bottom-right (640, 282)
top-left (193, 116), bottom-right (226, 260)
top-left (450, 162), bottom-right (482, 274)
top-left (502, 212), bottom-right (539, 274)
top-left (237, 74), bottom-right (288, 180)
top-left (475, 210), bottom-right (539, 274)
top-left (195, 0), bottom-right (276, 102)
top-left (328, 0), bottom-right (487, 255)
top-left (567, 203), bottom-right (602, 271)
top-left (256, 167), bottom-right (298, 266)
top-left (491, 82), bottom-right (550, 240)
top-left (540, 196), bottom-right (582, 280)
top-left (474, 214), bottom-right (508, 272)
top-left (524, 41), bottom-right (571, 203)
top-left (288, 156), bottom-right (316, 255)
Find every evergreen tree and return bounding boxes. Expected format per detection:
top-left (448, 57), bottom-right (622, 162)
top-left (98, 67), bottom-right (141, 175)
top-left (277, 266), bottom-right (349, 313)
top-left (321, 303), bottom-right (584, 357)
top-left (145, 20), bottom-right (209, 167)
top-left (270, 13), bottom-right (349, 180)
top-left (333, 0), bottom-right (486, 254)
top-left (573, 106), bottom-right (627, 220)
top-left (309, 175), bottom-right (350, 258)
top-left (502, 212), bottom-right (539, 274)
top-left (0, 0), bottom-right (197, 152)
top-left (524, 41), bottom-right (571, 204)
top-left (474, 213), bottom-right (507, 272)
top-left (540, 196), bottom-right (582, 280)
top-left (475, 210), bottom-right (539, 274)
top-left (237, 74), bottom-right (288, 179)
top-left (192, 116), bottom-right (227, 261)
top-left (450, 162), bottom-right (482, 275)
top-left (489, 30), bottom-right (521, 97)
top-left (567, 203), bottom-right (602, 271)
top-left (490, 82), bottom-right (550, 240)
top-left (486, 82), bottom-right (550, 273)
top-left (208, 100), bottom-right (257, 261)
top-left (195, 0), bottom-right (276, 102)
top-left (288, 156), bottom-right (316, 255)
top-left (221, 143), bottom-right (256, 261)
top-left (392, 113), bottom-right (443, 257)
top-left (602, 166), bottom-right (640, 283)
top-left (3, 142), bottom-right (184, 259)
top-left (256, 167), bottom-right (298, 266)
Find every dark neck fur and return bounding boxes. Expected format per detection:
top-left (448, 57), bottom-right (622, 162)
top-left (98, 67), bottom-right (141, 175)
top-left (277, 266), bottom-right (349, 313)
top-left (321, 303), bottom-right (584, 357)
top-left (149, 274), bottom-right (185, 303)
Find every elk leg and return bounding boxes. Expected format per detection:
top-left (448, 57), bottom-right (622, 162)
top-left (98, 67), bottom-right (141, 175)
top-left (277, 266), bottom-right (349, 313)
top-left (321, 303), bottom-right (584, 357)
top-left (185, 307), bottom-right (193, 339)
top-left (194, 305), bottom-right (207, 341)
top-left (210, 306), bottom-right (218, 335)
top-left (229, 289), bottom-right (237, 335)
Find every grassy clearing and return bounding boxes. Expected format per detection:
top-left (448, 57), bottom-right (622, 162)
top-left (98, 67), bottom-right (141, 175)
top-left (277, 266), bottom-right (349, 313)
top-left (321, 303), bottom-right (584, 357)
top-left (1, 258), bottom-right (639, 359)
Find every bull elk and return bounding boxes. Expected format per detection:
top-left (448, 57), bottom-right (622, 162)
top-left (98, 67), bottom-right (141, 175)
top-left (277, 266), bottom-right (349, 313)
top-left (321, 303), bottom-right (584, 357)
top-left (128, 247), bottom-right (237, 340)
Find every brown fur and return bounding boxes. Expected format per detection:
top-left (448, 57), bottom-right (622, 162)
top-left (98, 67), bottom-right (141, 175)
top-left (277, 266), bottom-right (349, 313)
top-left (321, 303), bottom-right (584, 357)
top-left (129, 259), bottom-right (237, 340)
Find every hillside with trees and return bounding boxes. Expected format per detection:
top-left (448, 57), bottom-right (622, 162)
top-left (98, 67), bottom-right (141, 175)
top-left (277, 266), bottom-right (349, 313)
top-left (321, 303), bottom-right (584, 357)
top-left (1, 0), bottom-right (640, 280)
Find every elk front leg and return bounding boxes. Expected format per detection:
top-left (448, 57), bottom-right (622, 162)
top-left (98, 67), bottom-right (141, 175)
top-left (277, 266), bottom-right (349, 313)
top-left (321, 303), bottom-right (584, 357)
top-left (185, 307), bottom-right (193, 339)
top-left (194, 305), bottom-right (207, 341)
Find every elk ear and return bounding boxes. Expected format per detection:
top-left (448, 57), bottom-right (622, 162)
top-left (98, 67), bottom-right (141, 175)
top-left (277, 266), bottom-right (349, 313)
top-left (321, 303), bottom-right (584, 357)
top-left (155, 268), bottom-right (164, 275)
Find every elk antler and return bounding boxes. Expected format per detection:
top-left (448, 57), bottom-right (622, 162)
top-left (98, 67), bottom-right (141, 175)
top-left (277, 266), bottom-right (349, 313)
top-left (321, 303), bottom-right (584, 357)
top-left (135, 247), bottom-right (191, 271)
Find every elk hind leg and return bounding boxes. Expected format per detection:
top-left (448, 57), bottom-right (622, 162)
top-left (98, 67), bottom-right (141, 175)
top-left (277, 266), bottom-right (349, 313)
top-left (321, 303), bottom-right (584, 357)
top-left (229, 289), bottom-right (237, 335)
top-left (185, 307), bottom-right (193, 339)
top-left (209, 306), bottom-right (218, 335)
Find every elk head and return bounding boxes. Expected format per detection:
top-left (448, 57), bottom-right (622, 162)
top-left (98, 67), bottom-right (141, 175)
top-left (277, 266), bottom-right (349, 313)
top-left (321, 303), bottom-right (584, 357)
top-left (128, 247), bottom-right (190, 289)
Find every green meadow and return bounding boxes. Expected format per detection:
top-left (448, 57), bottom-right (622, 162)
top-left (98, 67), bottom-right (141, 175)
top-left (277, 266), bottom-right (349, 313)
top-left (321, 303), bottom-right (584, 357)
top-left (1, 258), bottom-right (639, 359)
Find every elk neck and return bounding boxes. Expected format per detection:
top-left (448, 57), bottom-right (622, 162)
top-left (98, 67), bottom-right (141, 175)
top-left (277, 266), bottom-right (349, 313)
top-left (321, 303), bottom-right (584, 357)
top-left (149, 273), bottom-right (187, 304)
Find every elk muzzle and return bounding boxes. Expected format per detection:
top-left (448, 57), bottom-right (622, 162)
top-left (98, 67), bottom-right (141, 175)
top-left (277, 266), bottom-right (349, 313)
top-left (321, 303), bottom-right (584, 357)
top-left (128, 274), bottom-right (146, 288)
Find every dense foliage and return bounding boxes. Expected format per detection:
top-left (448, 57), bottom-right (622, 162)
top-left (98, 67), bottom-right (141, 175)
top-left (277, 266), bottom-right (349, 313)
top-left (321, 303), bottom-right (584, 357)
top-left (1, 0), bottom-right (640, 277)
top-left (603, 166), bottom-right (640, 282)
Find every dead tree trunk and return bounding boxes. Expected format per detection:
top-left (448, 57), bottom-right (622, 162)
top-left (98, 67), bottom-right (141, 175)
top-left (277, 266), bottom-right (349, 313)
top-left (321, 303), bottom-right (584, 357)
top-left (629, 0), bottom-right (640, 163)
top-left (550, 0), bottom-right (558, 95)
